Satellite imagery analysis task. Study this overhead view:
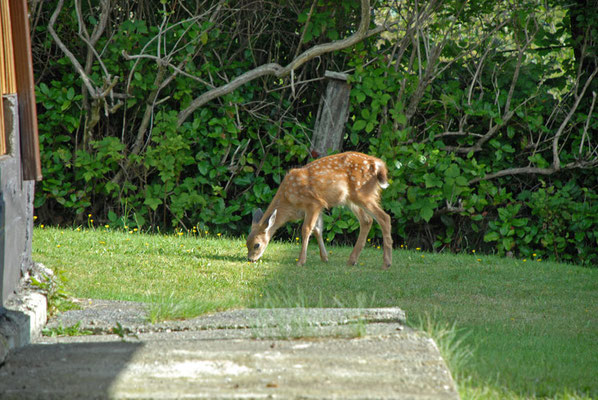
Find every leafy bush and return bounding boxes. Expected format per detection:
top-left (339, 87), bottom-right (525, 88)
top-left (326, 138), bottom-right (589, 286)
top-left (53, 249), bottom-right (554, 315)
top-left (31, 0), bottom-right (597, 265)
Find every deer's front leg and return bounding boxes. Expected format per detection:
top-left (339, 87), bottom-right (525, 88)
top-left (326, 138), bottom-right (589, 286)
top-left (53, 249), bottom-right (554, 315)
top-left (313, 214), bottom-right (328, 262)
top-left (297, 208), bottom-right (322, 266)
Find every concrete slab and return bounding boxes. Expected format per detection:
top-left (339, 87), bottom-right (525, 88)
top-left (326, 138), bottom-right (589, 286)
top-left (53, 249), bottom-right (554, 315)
top-left (0, 301), bottom-right (460, 400)
top-left (45, 298), bottom-right (406, 335)
top-left (0, 264), bottom-right (47, 363)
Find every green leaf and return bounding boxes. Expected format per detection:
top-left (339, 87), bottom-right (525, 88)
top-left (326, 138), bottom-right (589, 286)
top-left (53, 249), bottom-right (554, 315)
top-left (420, 206), bottom-right (434, 222)
top-left (502, 237), bottom-right (514, 251)
top-left (445, 164), bottom-right (460, 178)
top-left (424, 173), bottom-right (442, 188)
top-left (108, 211), bottom-right (117, 222)
top-left (484, 232), bottom-right (500, 242)
top-left (200, 32), bottom-right (208, 45)
top-left (144, 197), bottom-right (162, 210)
top-left (407, 186), bottom-right (417, 203)
top-left (353, 120), bottom-right (366, 131)
top-left (355, 91), bottom-right (366, 103)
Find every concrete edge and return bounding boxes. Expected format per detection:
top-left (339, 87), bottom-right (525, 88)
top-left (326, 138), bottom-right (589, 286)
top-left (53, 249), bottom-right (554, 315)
top-left (0, 266), bottom-right (48, 364)
top-left (46, 302), bottom-right (407, 336)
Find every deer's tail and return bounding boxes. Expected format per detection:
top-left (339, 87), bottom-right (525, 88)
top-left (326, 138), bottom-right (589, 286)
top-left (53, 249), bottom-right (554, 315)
top-left (374, 159), bottom-right (389, 189)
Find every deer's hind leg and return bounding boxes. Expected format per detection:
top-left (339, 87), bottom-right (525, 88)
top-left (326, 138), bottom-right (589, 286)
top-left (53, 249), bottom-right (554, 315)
top-left (360, 202), bottom-right (392, 270)
top-left (347, 204), bottom-right (373, 266)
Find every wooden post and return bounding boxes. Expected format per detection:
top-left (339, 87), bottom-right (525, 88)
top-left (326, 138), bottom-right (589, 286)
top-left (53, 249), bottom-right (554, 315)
top-left (311, 71), bottom-right (351, 158)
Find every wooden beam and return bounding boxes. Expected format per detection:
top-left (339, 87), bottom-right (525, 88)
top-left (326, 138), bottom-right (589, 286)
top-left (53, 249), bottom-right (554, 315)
top-left (1, 0), bottom-right (17, 94)
top-left (10, 0), bottom-right (42, 180)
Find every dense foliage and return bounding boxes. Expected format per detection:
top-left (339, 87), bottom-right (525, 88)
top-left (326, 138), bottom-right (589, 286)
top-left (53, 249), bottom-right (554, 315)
top-left (31, 0), bottom-right (597, 265)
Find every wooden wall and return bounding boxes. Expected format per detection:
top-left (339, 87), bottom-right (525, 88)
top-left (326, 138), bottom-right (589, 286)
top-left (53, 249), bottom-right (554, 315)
top-left (0, 0), bottom-right (41, 180)
top-left (0, 0), bottom-right (17, 156)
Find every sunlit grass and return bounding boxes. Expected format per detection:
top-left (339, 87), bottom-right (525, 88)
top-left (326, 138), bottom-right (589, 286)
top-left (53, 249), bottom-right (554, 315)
top-left (33, 226), bottom-right (598, 399)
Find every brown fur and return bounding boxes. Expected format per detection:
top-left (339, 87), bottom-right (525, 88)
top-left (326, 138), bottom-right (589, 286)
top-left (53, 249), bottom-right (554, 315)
top-left (246, 152), bottom-right (393, 269)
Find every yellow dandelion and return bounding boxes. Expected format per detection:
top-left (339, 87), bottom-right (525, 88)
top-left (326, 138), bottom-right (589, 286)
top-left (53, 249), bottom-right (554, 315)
top-left (367, 238), bottom-right (371, 242)
top-left (532, 253), bottom-right (537, 257)
top-left (377, 246), bottom-right (381, 249)
top-left (56, 244), bottom-right (61, 248)
top-left (34, 216), bottom-right (38, 220)
top-left (41, 224), bottom-right (45, 228)
top-left (177, 232), bottom-right (184, 236)
top-left (88, 214), bottom-right (92, 217)
top-left (217, 233), bottom-right (222, 237)
top-left (134, 228), bottom-right (138, 232)
top-left (99, 241), bottom-right (106, 245)
top-left (104, 225), bottom-right (109, 228)
top-left (76, 227), bottom-right (81, 231)
top-left (477, 258), bottom-right (481, 262)
top-left (537, 259), bottom-right (542, 262)
top-left (472, 249), bottom-right (476, 253)
top-left (295, 237), bottom-right (299, 241)
top-left (523, 259), bottom-right (527, 262)
top-left (90, 219), bottom-right (94, 223)
top-left (416, 247), bottom-right (421, 251)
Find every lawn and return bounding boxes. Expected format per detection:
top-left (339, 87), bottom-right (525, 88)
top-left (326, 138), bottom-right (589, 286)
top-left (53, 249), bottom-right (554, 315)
top-left (33, 226), bottom-right (597, 399)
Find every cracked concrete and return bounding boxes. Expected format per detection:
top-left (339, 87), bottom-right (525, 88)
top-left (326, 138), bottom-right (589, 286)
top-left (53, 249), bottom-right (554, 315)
top-left (0, 296), bottom-right (459, 399)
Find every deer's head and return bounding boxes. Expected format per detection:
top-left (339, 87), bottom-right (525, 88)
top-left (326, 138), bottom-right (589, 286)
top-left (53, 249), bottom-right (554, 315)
top-left (246, 208), bottom-right (277, 262)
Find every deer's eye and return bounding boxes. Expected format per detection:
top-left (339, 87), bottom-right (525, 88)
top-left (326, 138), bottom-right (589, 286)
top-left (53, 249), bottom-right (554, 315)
top-left (253, 243), bottom-right (260, 250)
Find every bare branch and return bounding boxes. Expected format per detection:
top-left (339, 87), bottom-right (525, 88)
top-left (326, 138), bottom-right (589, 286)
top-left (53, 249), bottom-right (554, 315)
top-left (48, 0), bottom-right (98, 97)
top-left (579, 91), bottom-right (596, 155)
top-left (470, 159), bottom-right (598, 184)
top-left (177, 0), bottom-right (385, 127)
top-left (552, 67), bottom-right (598, 170)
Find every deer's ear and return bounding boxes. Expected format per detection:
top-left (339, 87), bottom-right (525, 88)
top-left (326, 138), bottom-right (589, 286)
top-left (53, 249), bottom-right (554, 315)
top-left (252, 208), bottom-right (264, 225)
top-left (266, 210), bottom-right (277, 234)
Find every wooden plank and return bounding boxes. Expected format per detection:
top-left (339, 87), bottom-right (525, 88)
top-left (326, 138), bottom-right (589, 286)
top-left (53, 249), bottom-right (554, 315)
top-left (9, 0), bottom-right (42, 180)
top-left (0, 0), bottom-right (9, 155)
top-left (1, 0), bottom-right (17, 94)
top-left (0, 94), bottom-right (5, 156)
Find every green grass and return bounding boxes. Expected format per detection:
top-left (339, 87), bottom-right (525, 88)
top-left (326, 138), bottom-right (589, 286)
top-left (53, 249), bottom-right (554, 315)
top-left (33, 226), bottom-right (597, 399)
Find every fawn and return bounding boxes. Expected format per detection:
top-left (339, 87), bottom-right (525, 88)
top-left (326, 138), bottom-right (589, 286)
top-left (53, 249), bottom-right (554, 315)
top-left (246, 152), bottom-right (393, 269)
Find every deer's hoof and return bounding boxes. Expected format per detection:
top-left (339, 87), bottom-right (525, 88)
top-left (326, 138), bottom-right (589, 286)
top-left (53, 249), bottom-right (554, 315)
top-left (381, 263), bottom-right (391, 270)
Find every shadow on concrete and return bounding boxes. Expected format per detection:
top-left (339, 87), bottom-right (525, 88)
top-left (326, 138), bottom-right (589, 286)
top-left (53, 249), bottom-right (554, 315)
top-left (0, 340), bottom-right (143, 400)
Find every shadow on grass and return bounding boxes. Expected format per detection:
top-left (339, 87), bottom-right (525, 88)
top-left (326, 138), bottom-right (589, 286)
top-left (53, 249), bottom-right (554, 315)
top-left (248, 242), bottom-right (598, 399)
